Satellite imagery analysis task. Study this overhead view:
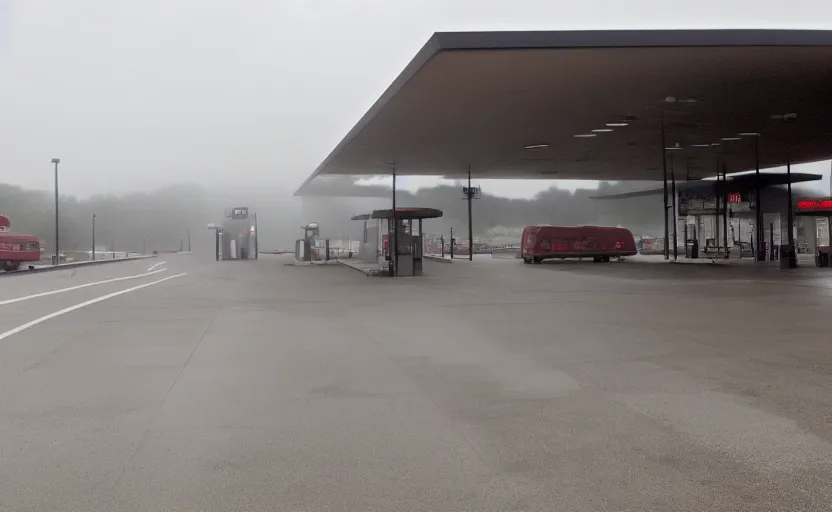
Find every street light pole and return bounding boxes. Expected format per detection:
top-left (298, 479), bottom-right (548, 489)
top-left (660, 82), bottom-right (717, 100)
top-left (92, 213), bottom-right (96, 261)
top-left (51, 158), bottom-right (60, 265)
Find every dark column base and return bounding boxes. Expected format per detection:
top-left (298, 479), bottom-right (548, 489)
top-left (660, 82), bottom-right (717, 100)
top-left (780, 245), bottom-right (798, 269)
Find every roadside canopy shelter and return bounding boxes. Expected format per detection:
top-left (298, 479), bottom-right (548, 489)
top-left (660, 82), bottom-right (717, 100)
top-left (589, 172), bottom-right (823, 200)
top-left (296, 29), bottom-right (832, 196)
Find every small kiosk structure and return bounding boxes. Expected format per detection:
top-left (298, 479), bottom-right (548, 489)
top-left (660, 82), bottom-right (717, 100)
top-left (794, 198), bottom-right (832, 267)
top-left (352, 207), bottom-right (442, 276)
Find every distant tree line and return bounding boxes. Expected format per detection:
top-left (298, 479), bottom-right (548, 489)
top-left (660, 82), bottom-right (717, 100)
top-left (2, 178), bottom-right (812, 254)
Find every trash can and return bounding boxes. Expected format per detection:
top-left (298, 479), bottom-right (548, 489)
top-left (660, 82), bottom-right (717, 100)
top-left (816, 249), bottom-right (830, 268)
top-left (688, 240), bottom-right (699, 259)
top-left (780, 244), bottom-right (797, 269)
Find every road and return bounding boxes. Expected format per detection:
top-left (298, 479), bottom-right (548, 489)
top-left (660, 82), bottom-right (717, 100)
top-left (1, 253), bottom-right (831, 511)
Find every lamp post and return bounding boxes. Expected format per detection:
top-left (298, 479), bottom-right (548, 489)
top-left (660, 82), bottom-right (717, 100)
top-left (92, 213), bottom-right (96, 261)
top-left (51, 158), bottom-right (60, 265)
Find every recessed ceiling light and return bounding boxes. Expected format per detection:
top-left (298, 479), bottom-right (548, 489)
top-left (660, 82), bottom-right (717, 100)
top-left (665, 147), bottom-right (683, 150)
top-left (721, 137), bottom-right (742, 141)
top-left (691, 144), bottom-right (711, 148)
top-left (524, 144), bottom-right (549, 150)
top-left (573, 134), bottom-right (596, 138)
top-left (738, 132), bottom-right (761, 137)
top-left (591, 128), bottom-right (614, 133)
top-left (606, 123), bottom-right (629, 127)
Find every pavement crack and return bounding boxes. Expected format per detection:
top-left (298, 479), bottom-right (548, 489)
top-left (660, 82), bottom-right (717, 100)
top-left (109, 304), bottom-right (223, 491)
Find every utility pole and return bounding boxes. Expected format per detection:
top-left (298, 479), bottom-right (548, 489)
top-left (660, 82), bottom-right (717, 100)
top-left (92, 213), bottom-right (96, 261)
top-left (188, 227), bottom-right (192, 252)
top-left (51, 158), bottom-right (60, 265)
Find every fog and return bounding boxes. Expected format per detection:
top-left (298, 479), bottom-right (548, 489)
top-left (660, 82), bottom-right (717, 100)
top-left (1, 0), bottom-right (831, 250)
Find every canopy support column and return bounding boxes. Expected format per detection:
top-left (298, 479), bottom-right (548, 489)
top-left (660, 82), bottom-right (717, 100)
top-left (754, 136), bottom-right (765, 261)
top-left (391, 166), bottom-right (397, 277)
top-left (722, 164), bottom-right (729, 258)
top-left (715, 158), bottom-right (721, 252)
top-left (784, 152), bottom-right (798, 268)
top-left (671, 157), bottom-right (678, 261)
top-left (661, 114), bottom-right (669, 260)
top-left (467, 164), bottom-right (473, 261)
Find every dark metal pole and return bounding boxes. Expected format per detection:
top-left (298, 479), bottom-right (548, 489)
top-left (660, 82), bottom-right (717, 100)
top-left (754, 136), bottom-right (765, 261)
top-left (785, 151), bottom-right (796, 268)
top-left (786, 151), bottom-right (794, 248)
top-left (715, 158), bottom-right (721, 251)
top-left (215, 229), bottom-right (219, 261)
top-left (92, 213), bottom-right (96, 261)
top-left (254, 213), bottom-right (258, 260)
top-left (467, 164), bottom-right (473, 261)
top-left (188, 227), bottom-right (192, 252)
top-left (661, 114), bottom-right (669, 260)
top-left (53, 159), bottom-right (60, 265)
top-left (391, 166), bottom-right (397, 276)
top-left (450, 227), bottom-right (454, 259)
top-left (722, 165), bottom-right (729, 258)
top-left (671, 158), bottom-right (678, 260)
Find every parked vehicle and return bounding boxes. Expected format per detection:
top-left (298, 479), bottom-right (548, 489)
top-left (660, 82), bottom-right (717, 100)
top-left (521, 225), bottom-right (637, 264)
top-left (0, 233), bottom-right (41, 271)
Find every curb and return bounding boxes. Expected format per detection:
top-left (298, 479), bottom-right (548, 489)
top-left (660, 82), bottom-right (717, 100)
top-left (424, 255), bottom-right (453, 264)
top-left (1, 255), bottom-right (157, 277)
top-left (335, 259), bottom-right (385, 276)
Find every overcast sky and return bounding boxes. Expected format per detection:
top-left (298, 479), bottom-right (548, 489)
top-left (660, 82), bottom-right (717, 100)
top-left (1, 0), bottom-right (831, 199)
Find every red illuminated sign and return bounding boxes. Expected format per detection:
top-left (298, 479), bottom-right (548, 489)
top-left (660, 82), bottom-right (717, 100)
top-left (728, 193), bottom-right (743, 203)
top-left (797, 199), bottom-right (832, 211)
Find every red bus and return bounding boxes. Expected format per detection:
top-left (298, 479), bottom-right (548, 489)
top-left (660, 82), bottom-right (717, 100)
top-left (0, 233), bottom-right (40, 271)
top-left (0, 215), bottom-right (41, 271)
top-left (521, 225), bottom-right (637, 264)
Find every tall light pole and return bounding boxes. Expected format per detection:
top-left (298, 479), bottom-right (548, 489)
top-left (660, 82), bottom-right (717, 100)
top-left (51, 158), bottom-right (60, 265)
top-left (92, 213), bottom-right (96, 261)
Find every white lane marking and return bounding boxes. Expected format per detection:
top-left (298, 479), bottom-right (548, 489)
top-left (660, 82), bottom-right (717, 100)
top-left (147, 261), bottom-right (166, 272)
top-left (0, 268), bottom-right (168, 307)
top-left (0, 273), bottom-right (187, 341)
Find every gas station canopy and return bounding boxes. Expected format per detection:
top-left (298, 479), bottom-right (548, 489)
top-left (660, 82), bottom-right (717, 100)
top-left (589, 172), bottom-right (823, 200)
top-left (296, 29), bottom-right (832, 195)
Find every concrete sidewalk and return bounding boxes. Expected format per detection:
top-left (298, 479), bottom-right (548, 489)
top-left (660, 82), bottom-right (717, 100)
top-left (2, 254), bottom-right (156, 277)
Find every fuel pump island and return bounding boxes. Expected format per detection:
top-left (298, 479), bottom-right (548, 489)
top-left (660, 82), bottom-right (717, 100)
top-left (209, 207), bottom-right (258, 261)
